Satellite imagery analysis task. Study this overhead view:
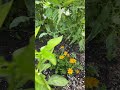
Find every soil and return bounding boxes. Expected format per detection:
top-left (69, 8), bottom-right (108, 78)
top-left (86, 38), bottom-right (120, 90)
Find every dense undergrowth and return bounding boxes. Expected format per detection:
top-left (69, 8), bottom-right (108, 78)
top-left (35, 0), bottom-right (85, 90)
top-left (86, 0), bottom-right (120, 89)
top-left (0, 0), bottom-right (34, 89)
top-left (0, 0), bottom-right (119, 90)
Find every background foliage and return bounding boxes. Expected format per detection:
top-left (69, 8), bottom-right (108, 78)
top-left (35, 0), bottom-right (85, 52)
top-left (0, 0), bottom-right (34, 89)
top-left (86, 0), bottom-right (119, 60)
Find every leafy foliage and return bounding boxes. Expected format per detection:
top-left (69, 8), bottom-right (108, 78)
top-left (9, 16), bottom-right (30, 29)
top-left (35, 35), bottom-right (68, 90)
top-left (50, 47), bottom-right (83, 75)
top-left (35, 0), bottom-right (85, 52)
top-left (86, 0), bottom-right (119, 60)
top-left (0, 0), bottom-right (34, 89)
top-left (0, 35), bottom-right (34, 90)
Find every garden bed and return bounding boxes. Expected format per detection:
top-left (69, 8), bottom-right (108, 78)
top-left (35, 37), bottom-right (85, 90)
top-left (86, 39), bottom-right (120, 89)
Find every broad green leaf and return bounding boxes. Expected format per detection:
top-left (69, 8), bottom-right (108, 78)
top-left (47, 36), bottom-right (63, 50)
top-left (48, 75), bottom-right (69, 86)
top-left (38, 63), bottom-right (51, 72)
top-left (13, 35), bottom-right (34, 80)
top-left (45, 8), bottom-right (53, 19)
top-left (35, 73), bottom-right (51, 90)
top-left (36, 83), bottom-right (51, 90)
top-left (35, 82), bottom-right (41, 90)
top-left (35, 72), bottom-right (44, 85)
top-left (9, 16), bottom-right (29, 29)
top-left (41, 51), bottom-right (56, 65)
top-left (0, 0), bottom-right (13, 28)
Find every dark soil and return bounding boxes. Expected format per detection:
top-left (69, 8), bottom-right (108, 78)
top-left (0, 28), bottom-right (34, 61)
top-left (86, 38), bottom-right (120, 89)
top-left (0, 77), bottom-right (8, 90)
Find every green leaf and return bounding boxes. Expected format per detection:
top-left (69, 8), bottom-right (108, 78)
top-left (79, 38), bottom-right (85, 52)
top-left (35, 72), bottom-right (44, 85)
top-left (106, 31), bottom-right (117, 60)
top-left (13, 35), bottom-right (35, 80)
top-left (36, 83), bottom-right (51, 90)
top-left (39, 33), bottom-right (48, 38)
top-left (9, 16), bottom-right (29, 29)
top-left (63, 0), bottom-right (75, 7)
top-left (78, 64), bottom-right (84, 70)
top-left (38, 63), bottom-right (51, 72)
top-left (48, 75), bottom-right (69, 86)
top-left (35, 73), bottom-right (51, 90)
top-left (47, 0), bottom-right (60, 6)
top-left (41, 51), bottom-right (56, 65)
top-left (57, 7), bottom-right (64, 25)
top-left (35, 26), bottom-right (40, 37)
top-left (47, 36), bottom-right (63, 50)
top-left (0, 0), bottom-right (13, 28)
top-left (86, 2), bottom-right (111, 42)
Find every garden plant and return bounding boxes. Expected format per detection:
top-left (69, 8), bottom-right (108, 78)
top-left (0, 0), bottom-right (34, 89)
top-left (35, 0), bottom-right (85, 90)
top-left (86, 0), bottom-right (120, 89)
top-left (0, 0), bottom-right (119, 89)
